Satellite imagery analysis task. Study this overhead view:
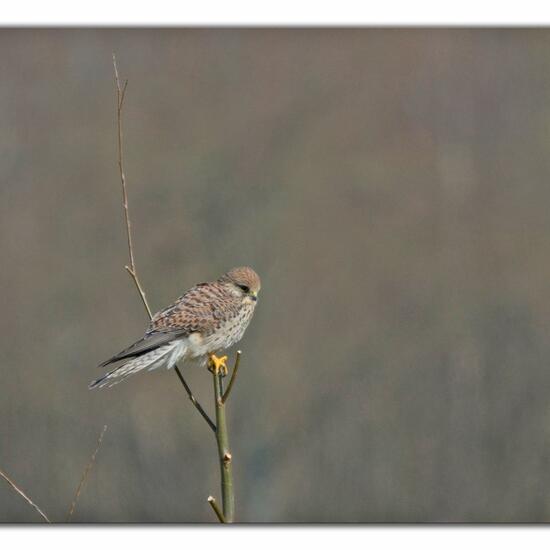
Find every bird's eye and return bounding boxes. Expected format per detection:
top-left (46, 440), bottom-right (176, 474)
top-left (237, 284), bottom-right (250, 293)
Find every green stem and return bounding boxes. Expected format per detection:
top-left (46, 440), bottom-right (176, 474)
top-left (213, 371), bottom-right (234, 523)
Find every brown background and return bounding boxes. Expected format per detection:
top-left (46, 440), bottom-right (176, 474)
top-left (2, 28), bottom-right (550, 522)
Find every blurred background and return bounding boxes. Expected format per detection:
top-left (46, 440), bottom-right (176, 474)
top-left (2, 28), bottom-right (550, 522)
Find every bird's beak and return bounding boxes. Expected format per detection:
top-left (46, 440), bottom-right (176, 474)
top-left (250, 290), bottom-right (258, 302)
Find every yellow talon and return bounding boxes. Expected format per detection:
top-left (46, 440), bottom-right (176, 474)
top-left (208, 354), bottom-right (228, 376)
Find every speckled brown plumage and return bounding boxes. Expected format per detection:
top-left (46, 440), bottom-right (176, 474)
top-left (90, 266), bottom-right (261, 389)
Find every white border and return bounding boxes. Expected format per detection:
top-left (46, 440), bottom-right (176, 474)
top-left (2, 1), bottom-right (550, 26)
top-left (4, 525), bottom-right (550, 550)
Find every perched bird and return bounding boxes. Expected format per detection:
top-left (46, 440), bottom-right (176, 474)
top-left (90, 266), bottom-right (261, 389)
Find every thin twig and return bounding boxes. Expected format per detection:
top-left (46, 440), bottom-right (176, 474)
top-left (222, 351), bottom-right (242, 404)
top-left (125, 266), bottom-right (153, 320)
top-left (120, 79), bottom-right (128, 107)
top-left (66, 425), bottom-right (108, 521)
top-left (174, 365), bottom-right (216, 433)
top-left (0, 468), bottom-right (50, 523)
top-left (207, 496), bottom-right (226, 523)
top-left (111, 54), bottom-right (211, 428)
top-left (112, 54), bottom-right (153, 321)
top-left (113, 55), bottom-right (135, 273)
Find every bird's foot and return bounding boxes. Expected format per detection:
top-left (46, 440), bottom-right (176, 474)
top-left (208, 354), bottom-right (228, 376)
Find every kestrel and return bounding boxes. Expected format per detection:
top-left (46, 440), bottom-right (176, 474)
top-left (90, 266), bottom-right (261, 389)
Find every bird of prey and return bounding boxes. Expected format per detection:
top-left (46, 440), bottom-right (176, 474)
top-left (90, 266), bottom-right (261, 389)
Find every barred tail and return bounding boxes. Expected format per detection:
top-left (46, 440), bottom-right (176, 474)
top-left (89, 340), bottom-right (186, 389)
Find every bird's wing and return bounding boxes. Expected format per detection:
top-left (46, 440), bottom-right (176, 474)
top-left (97, 329), bottom-right (188, 368)
top-left (98, 282), bottom-right (233, 369)
top-left (149, 282), bottom-right (232, 335)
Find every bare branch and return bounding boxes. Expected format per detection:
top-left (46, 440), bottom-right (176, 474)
top-left (66, 425), bottom-right (108, 521)
top-left (125, 266), bottom-right (153, 320)
top-left (120, 79), bottom-right (128, 107)
top-left (207, 496), bottom-right (226, 523)
top-left (111, 54), bottom-right (211, 428)
top-left (174, 365), bottom-right (216, 432)
top-left (113, 54), bottom-right (153, 320)
top-left (0, 468), bottom-right (50, 523)
top-left (112, 53), bottom-right (122, 92)
top-left (113, 55), bottom-right (137, 274)
top-left (222, 351), bottom-right (242, 404)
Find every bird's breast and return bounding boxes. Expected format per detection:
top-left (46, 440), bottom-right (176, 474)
top-left (203, 303), bottom-right (256, 355)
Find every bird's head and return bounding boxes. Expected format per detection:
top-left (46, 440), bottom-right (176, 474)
top-left (219, 266), bottom-right (261, 303)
